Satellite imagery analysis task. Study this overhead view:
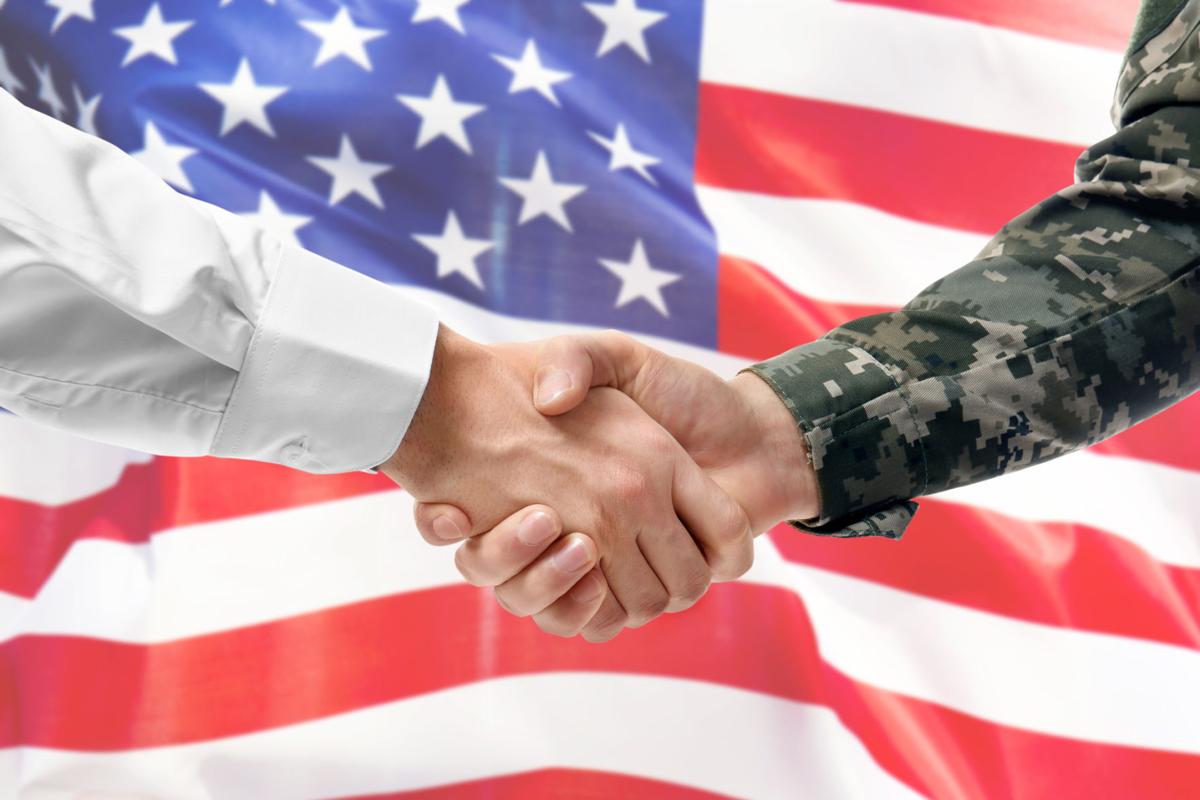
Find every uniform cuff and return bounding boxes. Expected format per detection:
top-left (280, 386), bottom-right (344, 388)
top-left (211, 244), bottom-right (439, 473)
top-left (746, 339), bottom-right (927, 538)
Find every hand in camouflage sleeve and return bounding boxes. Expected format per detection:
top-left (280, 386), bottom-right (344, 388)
top-left (414, 0), bottom-right (1200, 640)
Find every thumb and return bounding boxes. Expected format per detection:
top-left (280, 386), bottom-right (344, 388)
top-left (532, 332), bottom-right (649, 416)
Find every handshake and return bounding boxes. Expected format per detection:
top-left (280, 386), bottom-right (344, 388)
top-left (380, 327), bottom-right (821, 642)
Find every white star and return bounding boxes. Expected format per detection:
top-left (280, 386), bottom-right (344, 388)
top-left (583, 0), bottom-right (667, 63)
top-left (239, 191), bottom-right (311, 250)
top-left (0, 48), bottom-right (24, 94)
top-left (413, 211), bottom-right (493, 290)
top-left (47, 0), bottom-right (95, 33)
top-left (599, 239), bottom-right (680, 316)
top-left (307, 135), bottom-right (391, 208)
top-left (131, 120), bottom-right (196, 192)
top-left (492, 40), bottom-right (572, 107)
top-left (588, 123), bottom-right (660, 185)
top-left (114, 4), bottom-right (193, 67)
top-left (31, 61), bottom-right (65, 118)
top-left (499, 151), bottom-right (586, 232)
top-left (411, 0), bottom-right (470, 34)
top-left (73, 85), bottom-right (101, 136)
top-left (396, 74), bottom-right (484, 154)
top-left (300, 8), bottom-right (385, 71)
top-left (199, 59), bottom-right (287, 137)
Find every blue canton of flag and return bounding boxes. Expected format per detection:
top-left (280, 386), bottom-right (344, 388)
top-left (0, 0), bottom-right (717, 347)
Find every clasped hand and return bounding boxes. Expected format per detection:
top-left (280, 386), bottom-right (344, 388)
top-left (380, 327), bottom-right (819, 642)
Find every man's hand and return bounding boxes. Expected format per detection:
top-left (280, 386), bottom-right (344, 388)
top-left (413, 502), bottom-right (613, 638)
top-left (414, 330), bottom-right (820, 639)
top-left (530, 332), bottom-right (819, 532)
top-left (383, 326), bottom-right (753, 642)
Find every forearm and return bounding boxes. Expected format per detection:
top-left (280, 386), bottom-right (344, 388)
top-left (0, 89), bottom-right (438, 470)
top-left (749, 7), bottom-right (1200, 535)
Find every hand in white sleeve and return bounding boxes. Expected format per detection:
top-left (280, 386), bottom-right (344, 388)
top-left (0, 88), bottom-right (438, 473)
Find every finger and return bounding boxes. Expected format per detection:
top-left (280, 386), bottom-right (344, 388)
top-left (673, 458), bottom-right (754, 582)
top-left (493, 533), bottom-right (599, 617)
top-left (531, 568), bottom-right (608, 637)
top-left (636, 520), bottom-right (712, 613)
top-left (581, 583), bottom-right (629, 643)
top-left (453, 506), bottom-right (563, 587)
top-left (533, 331), bottom-right (651, 416)
top-left (412, 502), bottom-right (472, 546)
top-left (598, 538), bottom-right (670, 629)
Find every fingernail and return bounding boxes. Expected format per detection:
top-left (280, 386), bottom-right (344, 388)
top-left (431, 515), bottom-right (464, 541)
top-left (552, 537), bottom-right (593, 574)
top-left (569, 573), bottom-right (604, 604)
top-left (517, 511), bottom-right (557, 547)
top-left (535, 369), bottom-right (573, 407)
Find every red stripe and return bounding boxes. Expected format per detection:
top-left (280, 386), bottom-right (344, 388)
top-left (2, 459), bottom-right (1195, 653)
top-left (3, 582), bottom-right (1197, 798)
top-left (0, 458), bottom-right (389, 597)
top-left (340, 769), bottom-right (734, 800)
top-left (716, 254), bottom-right (892, 361)
top-left (843, 0), bottom-right (1140, 52)
top-left (1087, 395), bottom-right (1200, 474)
top-left (717, 254), bottom-right (1200, 473)
top-left (771, 504), bottom-right (1200, 650)
top-left (696, 82), bottom-right (1082, 234)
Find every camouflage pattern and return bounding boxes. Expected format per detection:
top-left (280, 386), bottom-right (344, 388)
top-left (1126, 0), bottom-right (1189, 56)
top-left (749, 0), bottom-right (1200, 538)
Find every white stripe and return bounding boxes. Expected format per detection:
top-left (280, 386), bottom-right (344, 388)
top-left (696, 186), bottom-right (990, 306)
top-left (0, 490), bottom-right (456, 643)
top-left (0, 674), bottom-right (924, 800)
top-left (747, 541), bottom-right (1200, 753)
top-left (701, 0), bottom-right (1120, 145)
top-left (7, 480), bottom-right (1200, 753)
top-left (939, 450), bottom-right (1200, 569)
top-left (0, 413), bottom-right (151, 506)
top-left (0, 590), bottom-right (25, 632)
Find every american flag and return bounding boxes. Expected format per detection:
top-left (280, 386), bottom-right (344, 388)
top-left (2, 0), bottom-right (1199, 797)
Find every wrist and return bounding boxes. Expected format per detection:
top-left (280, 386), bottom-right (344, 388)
top-left (730, 372), bottom-right (821, 528)
top-left (380, 324), bottom-right (488, 489)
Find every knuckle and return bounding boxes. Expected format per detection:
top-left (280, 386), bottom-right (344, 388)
top-left (492, 586), bottom-right (532, 618)
top-left (584, 601), bottom-right (627, 639)
top-left (582, 621), bottom-right (622, 643)
top-left (628, 590), bottom-right (670, 626)
top-left (599, 328), bottom-right (631, 346)
top-left (453, 545), bottom-right (491, 587)
top-left (607, 463), bottom-right (651, 505)
top-left (672, 571), bottom-right (712, 608)
top-left (533, 610), bottom-right (582, 639)
top-left (711, 537), bottom-right (755, 582)
top-left (716, 503), bottom-right (752, 546)
top-left (706, 509), bottom-right (753, 581)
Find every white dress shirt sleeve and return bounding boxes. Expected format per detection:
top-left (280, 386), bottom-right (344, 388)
top-left (0, 89), bottom-right (440, 473)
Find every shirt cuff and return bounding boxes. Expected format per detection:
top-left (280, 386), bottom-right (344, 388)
top-left (745, 338), bottom-right (927, 539)
top-left (211, 244), bottom-right (439, 474)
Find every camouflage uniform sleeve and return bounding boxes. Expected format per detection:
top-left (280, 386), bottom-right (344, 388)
top-left (747, 0), bottom-right (1200, 539)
